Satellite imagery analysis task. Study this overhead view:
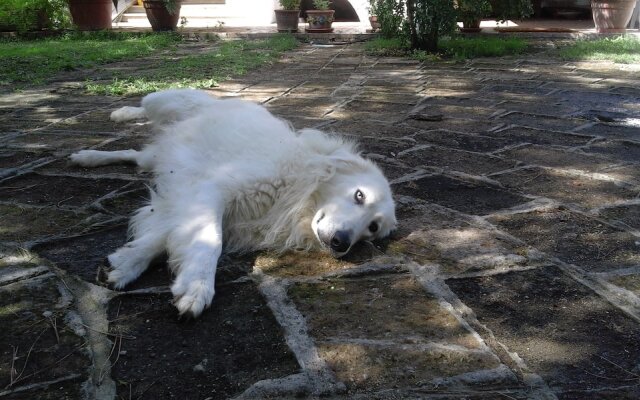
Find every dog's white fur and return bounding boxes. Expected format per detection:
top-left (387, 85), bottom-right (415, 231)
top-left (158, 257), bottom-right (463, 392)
top-left (70, 89), bottom-right (396, 317)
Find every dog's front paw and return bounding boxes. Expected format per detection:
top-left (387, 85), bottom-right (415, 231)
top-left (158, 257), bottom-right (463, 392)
top-left (171, 278), bottom-right (215, 317)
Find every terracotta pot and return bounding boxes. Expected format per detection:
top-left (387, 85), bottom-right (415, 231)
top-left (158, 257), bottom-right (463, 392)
top-left (306, 9), bottom-right (335, 33)
top-left (369, 15), bottom-right (381, 30)
top-left (143, 0), bottom-right (182, 31)
top-left (591, 0), bottom-right (635, 33)
top-left (68, 0), bottom-right (113, 30)
top-left (275, 9), bottom-right (300, 32)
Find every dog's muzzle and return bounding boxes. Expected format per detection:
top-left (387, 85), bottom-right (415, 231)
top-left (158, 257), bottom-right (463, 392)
top-left (318, 229), bottom-right (352, 257)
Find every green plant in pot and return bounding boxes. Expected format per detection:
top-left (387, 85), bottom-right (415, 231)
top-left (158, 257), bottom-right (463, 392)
top-left (367, 0), bottom-right (381, 31)
top-left (275, 0), bottom-right (301, 32)
top-left (457, 0), bottom-right (491, 32)
top-left (142, 0), bottom-right (182, 31)
top-left (306, 0), bottom-right (334, 33)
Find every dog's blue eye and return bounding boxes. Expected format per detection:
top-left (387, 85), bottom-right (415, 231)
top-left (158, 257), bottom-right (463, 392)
top-left (354, 189), bottom-right (365, 204)
top-left (369, 221), bottom-right (379, 233)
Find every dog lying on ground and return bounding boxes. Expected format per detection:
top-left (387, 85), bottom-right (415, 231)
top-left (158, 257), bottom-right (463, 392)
top-left (70, 89), bottom-right (396, 317)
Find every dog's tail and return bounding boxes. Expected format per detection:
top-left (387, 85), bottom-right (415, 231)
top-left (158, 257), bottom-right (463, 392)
top-left (69, 149), bottom-right (154, 171)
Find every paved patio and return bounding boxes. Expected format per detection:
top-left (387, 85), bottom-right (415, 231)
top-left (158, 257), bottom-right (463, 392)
top-left (1, 36), bottom-right (640, 399)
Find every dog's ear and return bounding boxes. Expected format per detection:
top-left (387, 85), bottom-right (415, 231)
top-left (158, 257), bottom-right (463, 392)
top-left (298, 129), bottom-right (357, 155)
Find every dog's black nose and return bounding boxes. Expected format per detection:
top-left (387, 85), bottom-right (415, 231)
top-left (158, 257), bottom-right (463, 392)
top-left (330, 230), bottom-right (351, 253)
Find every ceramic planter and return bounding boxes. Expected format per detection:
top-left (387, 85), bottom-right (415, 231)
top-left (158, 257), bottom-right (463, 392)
top-left (68, 0), bottom-right (113, 30)
top-left (369, 15), bottom-right (381, 31)
top-left (275, 9), bottom-right (301, 32)
top-left (306, 9), bottom-right (335, 33)
top-left (591, 0), bottom-right (635, 32)
top-left (143, 0), bottom-right (182, 31)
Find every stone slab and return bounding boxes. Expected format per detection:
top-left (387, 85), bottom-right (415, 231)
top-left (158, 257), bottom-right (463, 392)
top-left (489, 208), bottom-right (640, 272)
top-left (447, 266), bottom-right (640, 398)
top-left (395, 175), bottom-right (529, 215)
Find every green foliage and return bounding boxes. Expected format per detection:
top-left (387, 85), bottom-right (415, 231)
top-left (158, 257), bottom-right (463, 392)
top-left (456, 0), bottom-right (492, 24)
top-left (407, 0), bottom-right (457, 52)
top-left (372, 0), bottom-right (406, 39)
top-left (279, 0), bottom-right (301, 10)
top-left (0, 0), bottom-right (72, 33)
top-left (490, 0), bottom-right (533, 22)
top-left (162, 0), bottom-right (180, 15)
top-left (364, 35), bottom-right (528, 60)
top-left (86, 35), bottom-right (300, 95)
top-left (0, 32), bottom-right (181, 86)
top-left (312, 0), bottom-right (331, 9)
top-left (557, 36), bottom-right (640, 64)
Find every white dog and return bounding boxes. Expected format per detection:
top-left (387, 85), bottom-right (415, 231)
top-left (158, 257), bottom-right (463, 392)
top-left (70, 89), bottom-right (396, 317)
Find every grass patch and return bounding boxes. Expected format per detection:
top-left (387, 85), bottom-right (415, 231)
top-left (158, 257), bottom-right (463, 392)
top-left (0, 32), bottom-right (181, 86)
top-left (86, 35), bottom-right (300, 96)
top-left (364, 36), bottom-right (528, 61)
top-left (557, 36), bottom-right (640, 64)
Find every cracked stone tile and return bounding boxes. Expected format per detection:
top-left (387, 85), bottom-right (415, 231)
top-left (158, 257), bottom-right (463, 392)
top-left (394, 175), bottom-right (529, 215)
top-left (329, 120), bottom-right (419, 139)
top-left (3, 132), bottom-right (110, 154)
top-left (400, 117), bottom-right (503, 134)
top-left (596, 203), bottom-right (640, 230)
top-left (0, 270), bottom-right (90, 398)
top-left (447, 265), bottom-right (640, 398)
top-left (289, 274), bottom-right (500, 394)
top-left (496, 145), bottom-right (615, 172)
top-left (576, 123), bottom-right (640, 141)
top-left (396, 146), bottom-right (516, 175)
top-left (32, 226), bottom-right (128, 284)
top-left (495, 100), bottom-right (579, 117)
top-left (107, 282), bottom-right (299, 399)
top-left (606, 274), bottom-right (640, 298)
top-left (390, 201), bottom-right (533, 275)
top-left (495, 112), bottom-right (589, 131)
top-left (492, 167), bottom-right (638, 210)
top-left (486, 126), bottom-right (594, 147)
top-left (581, 140), bottom-right (640, 163)
top-left (0, 204), bottom-right (93, 244)
top-left (488, 208), bottom-right (640, 272)
top-left (411, 130), bottom-right (514, 153)
top-left (0, 173), bottom-right (133, 209)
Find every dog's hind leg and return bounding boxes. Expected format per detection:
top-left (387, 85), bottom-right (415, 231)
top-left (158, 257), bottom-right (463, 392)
top-left (110, 106), bottom-right (146, 122)
top-left (166, 186), bottom-right (224, 317)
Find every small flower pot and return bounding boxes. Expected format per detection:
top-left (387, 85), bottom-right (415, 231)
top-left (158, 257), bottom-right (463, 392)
top-left (305, 9), bottom-right (335, 33)
top-left (460, 19), bottom-right (482, 33)
top-left (369, 15), bottom-right (381, 31)
top-left (68, 0), bottom-right (113, 30)
top-left (143, 0), bottom-right (182, 31)
top-left (591, 0), bottom-right (635, 33)
top-left (275, 9), bottom-right (301, 32)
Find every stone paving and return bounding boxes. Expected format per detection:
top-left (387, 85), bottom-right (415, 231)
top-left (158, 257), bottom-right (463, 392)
top-left (1, 38), bottom-right (640, 400)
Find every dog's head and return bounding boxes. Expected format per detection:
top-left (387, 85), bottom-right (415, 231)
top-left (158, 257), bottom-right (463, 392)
top-left (310, 152), bottom-right (397, 258)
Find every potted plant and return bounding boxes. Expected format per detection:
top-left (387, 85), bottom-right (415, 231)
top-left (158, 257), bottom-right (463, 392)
top-left (367, 0), bottom-right (381, 31)
top-left (67, 0), bottom-right (113, 30)
top-left (457, 0), bottom-right (491, 32)
top-left (590, 0), bottom-right (636, 32)
top-left (142, 0), bottom-right (181, 31)
top-left (306, 0), bottom-right (334, 33)
top-left (275, 0), bottom-right (301, 32)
